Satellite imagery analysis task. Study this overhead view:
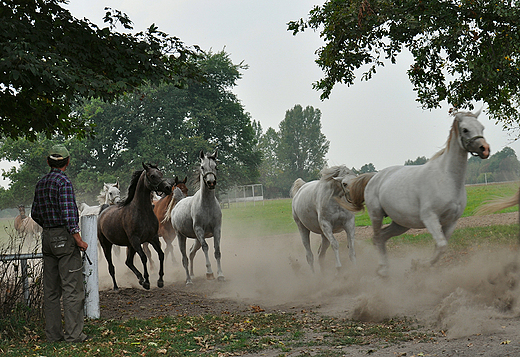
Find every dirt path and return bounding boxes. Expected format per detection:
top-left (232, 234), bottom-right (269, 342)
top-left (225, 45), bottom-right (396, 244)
top-left (98, 212), bottom-right (520, 356)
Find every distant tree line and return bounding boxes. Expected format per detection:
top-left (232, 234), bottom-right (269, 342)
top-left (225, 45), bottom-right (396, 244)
top-left (401, 148), bottom-right (520, 184)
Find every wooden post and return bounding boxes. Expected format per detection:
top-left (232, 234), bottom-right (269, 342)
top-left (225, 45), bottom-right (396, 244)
top-left (80, 214), bottom-right (99, 319)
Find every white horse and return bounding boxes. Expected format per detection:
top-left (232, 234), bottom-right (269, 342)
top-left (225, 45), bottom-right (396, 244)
top-left (344, 110), bottom-right (490, 276)
top-left (290, 165), bottom-right (360, 273)
top-left (168, 149), bottom-right (223, 285)
top-left (79, 182), bottom-right (121, 216)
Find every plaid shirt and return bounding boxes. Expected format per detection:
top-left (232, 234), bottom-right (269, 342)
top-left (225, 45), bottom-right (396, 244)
top-left (31, 168), bottom-right (81, 234)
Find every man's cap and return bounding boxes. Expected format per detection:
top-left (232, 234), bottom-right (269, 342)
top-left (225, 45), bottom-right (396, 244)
top-left (49, 145), bottom-right (70, 161)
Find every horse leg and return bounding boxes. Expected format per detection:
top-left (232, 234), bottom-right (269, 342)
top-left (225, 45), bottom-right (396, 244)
top-left (142, 242), bottom-right (155, 269)
top-left (423, 215), bottom-right (455, 266)
top-left (188, 239), bottom-right (202, 278)
top-left (163, 234), bottom-right (176, 265)
top-left (99, 235), bottom-right (118, 290)
top-left (317, 234), bottom-right (331, 272)
top-left (178, 234), bottom-right (192, 285)
top-left (318, 220), bottom-right (342, 273)
top-left (296, 222), bottom-right (314, 273)
top-left (369, 200), bottom-right (409, 276)
top-left (344, 213), bottom-right (356, 263)
top-left (194, 227), bottom-right (214, 280)
top-left (125, 244), bottom-right (149, 290)
top-left (212, 228), bottom-right (224, 281)
top-left (148, 236), bottom-right (164, 288)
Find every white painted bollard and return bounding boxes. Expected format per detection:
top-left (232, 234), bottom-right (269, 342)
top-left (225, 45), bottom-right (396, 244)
top-left (80, 214), bottom-right (99, 319)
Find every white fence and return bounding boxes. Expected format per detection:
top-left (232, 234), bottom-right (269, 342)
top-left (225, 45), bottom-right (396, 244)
top-left (221, 184), bottom-right (264, 207)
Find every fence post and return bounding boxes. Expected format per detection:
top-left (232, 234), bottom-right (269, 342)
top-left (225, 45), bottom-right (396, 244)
top-left (80, 214), bottom-right (99, 319)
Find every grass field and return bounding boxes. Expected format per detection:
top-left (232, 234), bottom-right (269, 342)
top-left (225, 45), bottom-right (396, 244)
top-left (222, 181), bottom-right (519, 237)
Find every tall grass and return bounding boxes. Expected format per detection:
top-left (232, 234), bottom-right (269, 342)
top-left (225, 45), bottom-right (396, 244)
top-left (0, 231), bottom-right (44, 341)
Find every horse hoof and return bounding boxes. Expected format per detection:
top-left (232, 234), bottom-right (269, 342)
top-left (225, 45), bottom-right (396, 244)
top-left (141, 281), bottom-right (151, 290)
top-left (206, 273), bottom-right (215, 280)
top-left (157, 280), bottom-right (164, 288)
top-left (186, 281), bottom-right (193, 286)
top-left (217, 276), bottom-right (225, 282)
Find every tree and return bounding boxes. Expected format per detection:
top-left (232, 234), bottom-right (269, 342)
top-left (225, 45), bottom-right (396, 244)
top-left (358, 163), bottom-right (377, 173)
top-left (1, 0), bottom-right (202, 140)
top-left (0, 50), bottom-right (260, 206)
top-left (288, 1), bottom-right (520, 128)
top-left (277, 105), bottom-right (330, 192)
top-left (255, 124), bottom-right (285, 198)
top-left (405, 156), bottom-right (428, 166)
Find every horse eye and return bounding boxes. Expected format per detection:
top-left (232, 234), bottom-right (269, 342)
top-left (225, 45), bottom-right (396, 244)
top-left (463, 128), bottom-right (469, 133)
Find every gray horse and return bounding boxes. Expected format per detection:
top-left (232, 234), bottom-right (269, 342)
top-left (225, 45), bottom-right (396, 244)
top-left (290, 165), bottom-right (359, 274)
top-left (344, 110), bottom-right (490, 276)
top-left (168, 149), bottom-right (223, 285)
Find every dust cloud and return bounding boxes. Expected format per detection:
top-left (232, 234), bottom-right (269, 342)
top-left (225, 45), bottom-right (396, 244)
top-left (97, 228), bottom-right (520, 340)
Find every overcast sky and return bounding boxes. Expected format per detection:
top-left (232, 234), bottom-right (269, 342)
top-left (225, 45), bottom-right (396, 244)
top-left (2, 0), bottom-right (519, 188)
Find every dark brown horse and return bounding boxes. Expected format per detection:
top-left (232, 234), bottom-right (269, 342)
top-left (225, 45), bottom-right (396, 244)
top-left (98, 163), bottom-right (171, 290)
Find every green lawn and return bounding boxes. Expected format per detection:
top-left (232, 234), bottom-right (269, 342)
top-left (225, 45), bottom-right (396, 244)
top-left (223, 182), bottom-right (519, 238)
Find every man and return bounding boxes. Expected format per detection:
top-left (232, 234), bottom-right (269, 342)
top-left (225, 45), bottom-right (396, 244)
top-left (31, 144), bottom-right (90, 343)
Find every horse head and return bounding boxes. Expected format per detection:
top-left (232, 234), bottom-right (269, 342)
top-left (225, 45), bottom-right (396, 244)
top-left (174, 176), bottom-right (189, 196)
top-left (199, 149), bottom-right (218, 190)
top-left (157, 177), bottom-right (174, 196)
top-left (105, 183), bottom-right (122, 205)
top-left (142, 162), bottom-right (165, 192)
top-left (17, 205), bottom-right (27, 219)
top-left (454, 110), bottom-right (490, 159)
top-left (330, 167), bottom-right (358, 203)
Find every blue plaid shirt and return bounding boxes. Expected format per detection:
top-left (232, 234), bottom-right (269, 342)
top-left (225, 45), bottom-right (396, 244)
top-left (31, 168), bottom-right (81, 234)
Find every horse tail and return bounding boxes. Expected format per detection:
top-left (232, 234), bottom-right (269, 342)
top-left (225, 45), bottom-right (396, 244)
top-left (475, 188), bottom-right (520, 215)
top-left (336, 172), bottom-right (377, 212)
top-left (290, 178), bottom-right (306, 198)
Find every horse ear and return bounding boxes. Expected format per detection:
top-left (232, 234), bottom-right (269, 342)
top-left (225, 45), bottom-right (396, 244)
top-left (474, 107), bottom-right (482, 118)
top-left (183, 176), bottom-right (187, 183)
top-left (115, 180), bottom-right (119, 188)
top-left (103, 183), bottom-right (109, 191)
top-left (212, 148), bottom-right (218, 159)
top-left (175, 176), bottom-right (179, 185)
top-left (199, 150), bottom-right (205, 160)
top-left (142, 162), bottom-right (149, 170)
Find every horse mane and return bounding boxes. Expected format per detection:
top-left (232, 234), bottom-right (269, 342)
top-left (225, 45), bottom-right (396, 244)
top-left (119, 170), bottom-right (143, 207)
top-left (163, 187), bottom-right (187, 222)
top-left (320, 165), bottom-right (353, 181)
top-left (429, 118), bottom-right (459, 161)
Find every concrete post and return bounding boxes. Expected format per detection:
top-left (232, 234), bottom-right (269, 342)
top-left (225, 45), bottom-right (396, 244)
top-left (80, 214), bottom-right (99, 319)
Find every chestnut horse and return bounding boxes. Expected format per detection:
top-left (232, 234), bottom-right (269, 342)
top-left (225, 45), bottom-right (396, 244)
top-left (14, 205), bottom-right (42, 251)
top-left (144, 176), bottom-right (188, 265)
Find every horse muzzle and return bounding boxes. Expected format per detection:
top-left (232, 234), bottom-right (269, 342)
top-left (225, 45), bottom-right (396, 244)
top-left (204, 173), bottom-right (217, 190)
top-left (157, 178), bottom-right (173, 195)
top-left (473, 139), bottom-right (490, 159)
